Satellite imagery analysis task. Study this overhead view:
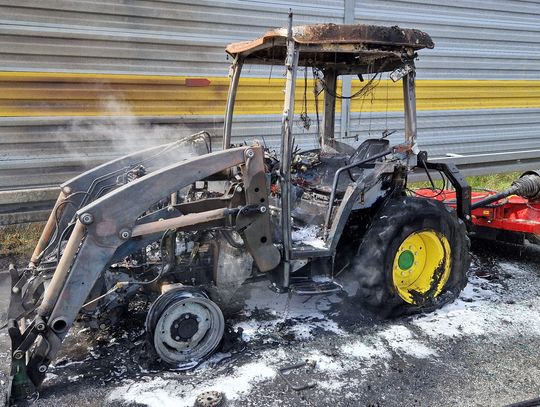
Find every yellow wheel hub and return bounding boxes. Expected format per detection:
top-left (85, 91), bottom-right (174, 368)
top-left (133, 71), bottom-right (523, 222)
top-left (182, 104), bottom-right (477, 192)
top-left (392, 230), bottom-right (451, 304)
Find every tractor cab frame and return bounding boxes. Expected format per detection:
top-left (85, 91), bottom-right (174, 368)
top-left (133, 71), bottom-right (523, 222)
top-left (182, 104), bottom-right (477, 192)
top-left (222, 19), bottom-right (469, 289)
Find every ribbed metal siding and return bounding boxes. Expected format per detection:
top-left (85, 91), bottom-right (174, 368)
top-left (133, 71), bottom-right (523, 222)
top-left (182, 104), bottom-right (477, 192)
top-left (0, 0), bottom-right (345, 223)
top-left (355, 0), bottom-right (540, 79)
top-left (0, 0), bottom-right (344, 76)
top-left (349, 108), bottom-right (540, 154)
top-left (0, 0), bottom-right (344, 159)
top-left (349, 0), bottom-right (540, 161)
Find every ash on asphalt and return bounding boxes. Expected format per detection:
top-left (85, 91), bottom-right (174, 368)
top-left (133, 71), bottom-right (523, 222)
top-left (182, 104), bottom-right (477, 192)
top-left (1, 242), bottom-right (540, 407)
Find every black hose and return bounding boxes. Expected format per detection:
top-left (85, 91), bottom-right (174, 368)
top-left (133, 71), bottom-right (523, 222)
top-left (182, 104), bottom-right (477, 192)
top-left (471, 189), bottom-right (513, 210)
top-left (56, 222), bottom-right (75, 262)
top-left (471, 174), bottom-right (540, 210)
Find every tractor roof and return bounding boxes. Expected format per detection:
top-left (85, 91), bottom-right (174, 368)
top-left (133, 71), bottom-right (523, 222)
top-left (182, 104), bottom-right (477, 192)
top-left (226, 23), bottom-right (434, 74)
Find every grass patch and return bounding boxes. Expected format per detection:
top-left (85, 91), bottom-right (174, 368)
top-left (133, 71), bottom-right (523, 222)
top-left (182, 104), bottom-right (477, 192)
top-left (411, 171), bottom-right (520, 192)
top-left (465, 172), bottom-right (520, 191)
top-left (0, 222), bottom-right (44, 257)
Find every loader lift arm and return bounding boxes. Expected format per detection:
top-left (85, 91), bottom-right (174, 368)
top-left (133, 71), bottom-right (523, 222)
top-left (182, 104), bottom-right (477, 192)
top-left (8, 145), bottom-right (280, 400)
top-left (30, 133), bottom-right (212, 267)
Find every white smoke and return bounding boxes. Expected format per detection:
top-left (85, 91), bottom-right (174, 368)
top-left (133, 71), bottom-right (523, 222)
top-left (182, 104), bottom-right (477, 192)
top-left (56, 95), bottom-right (220, 167)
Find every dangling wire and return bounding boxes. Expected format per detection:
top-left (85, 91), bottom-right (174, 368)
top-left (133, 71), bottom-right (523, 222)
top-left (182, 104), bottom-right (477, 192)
top-left (319, 60), bottom-right (385, 142)
top-left (82, 229), bottom-right (172, 309)
top-left (367, 64), bottom-right (376, 137)
top-left (297, 67), bottom-right (312, 131)
top-left (312, 60), bottom-right (388, 100)
top-left (313, 67), bottom-right (322, 145)
top-left (385, 72), bottom-right (390, 133)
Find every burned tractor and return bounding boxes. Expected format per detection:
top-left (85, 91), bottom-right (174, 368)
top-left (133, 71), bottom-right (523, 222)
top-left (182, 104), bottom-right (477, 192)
top-left (6, 19), bottom-right (477, 402)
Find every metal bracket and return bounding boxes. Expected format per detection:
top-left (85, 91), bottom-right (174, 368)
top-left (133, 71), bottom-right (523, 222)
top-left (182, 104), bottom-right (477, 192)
top-left (7, 320), bottom-right (38, 403)
top-left (390, 63), bottom-right (414, 82)
top-left (419, 151), bottom-right (472, 224)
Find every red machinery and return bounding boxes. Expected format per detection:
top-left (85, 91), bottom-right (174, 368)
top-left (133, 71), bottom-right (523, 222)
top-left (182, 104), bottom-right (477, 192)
top-left (415, 170), bottom-right (540, 244)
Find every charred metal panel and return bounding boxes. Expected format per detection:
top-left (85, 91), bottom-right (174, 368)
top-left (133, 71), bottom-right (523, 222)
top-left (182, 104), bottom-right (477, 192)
top-left (227, 23), bottom-right (433, 52)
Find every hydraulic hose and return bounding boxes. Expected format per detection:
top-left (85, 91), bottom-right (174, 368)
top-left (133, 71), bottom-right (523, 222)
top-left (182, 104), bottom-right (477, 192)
top-left (471, 173), bottom-right (540, 210)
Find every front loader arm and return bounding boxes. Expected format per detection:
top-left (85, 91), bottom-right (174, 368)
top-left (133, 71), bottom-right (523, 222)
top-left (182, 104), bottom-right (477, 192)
top-left (31, 136), bottom-right (209, 266)
top-left (9, 145), bottom-right (281, 401)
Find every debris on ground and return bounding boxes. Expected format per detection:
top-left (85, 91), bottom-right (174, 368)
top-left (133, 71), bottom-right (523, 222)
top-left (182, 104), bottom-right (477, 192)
top-left (1, 244), bottom-right (535, 407)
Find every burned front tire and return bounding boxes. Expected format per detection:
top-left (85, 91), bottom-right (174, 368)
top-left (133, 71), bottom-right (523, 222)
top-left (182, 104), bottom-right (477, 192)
top-left (352, 196), bottom-right (469, 317)
top-left (145, 287), bottom-right (225, 367)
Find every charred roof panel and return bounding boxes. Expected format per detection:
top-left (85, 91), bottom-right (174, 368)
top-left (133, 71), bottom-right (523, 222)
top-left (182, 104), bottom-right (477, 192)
top-left (226, 23), bottom-right (434, 72)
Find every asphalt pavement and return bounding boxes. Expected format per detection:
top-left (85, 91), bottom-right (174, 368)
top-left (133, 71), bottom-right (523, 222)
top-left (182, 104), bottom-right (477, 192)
top-left (1, 242), bottom-right (540, 407)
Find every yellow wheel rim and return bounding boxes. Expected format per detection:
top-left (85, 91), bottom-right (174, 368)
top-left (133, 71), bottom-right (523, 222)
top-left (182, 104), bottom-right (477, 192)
top-left (392, 230), bottom-right (451, 305)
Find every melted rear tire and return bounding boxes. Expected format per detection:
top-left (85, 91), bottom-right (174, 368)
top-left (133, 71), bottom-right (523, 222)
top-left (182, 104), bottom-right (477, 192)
top-left (351, 196), bottom-right (470, 318)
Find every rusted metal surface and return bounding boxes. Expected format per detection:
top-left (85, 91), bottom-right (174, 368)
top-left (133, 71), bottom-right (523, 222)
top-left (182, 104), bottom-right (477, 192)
top-left (223, 59), bottom-right (242, 150)
top-left (37, 220), bottom-right (85, 317)
top-left (226, 23), bottom-right (434, 59)
top-left (322, 68), bottom-right (338, 147)
top-left (226, 23), bottom-right (432, 74)
top-left (131, 208), bottom-right (233, 237)
top-left (237, 146), bottom-right (281, 273)
top-left (30, 191), bottom-right (66, 265)
top-left (278, 17), bottom-right (299, 288)
top-left (403, 58), bottom-right (418, 146)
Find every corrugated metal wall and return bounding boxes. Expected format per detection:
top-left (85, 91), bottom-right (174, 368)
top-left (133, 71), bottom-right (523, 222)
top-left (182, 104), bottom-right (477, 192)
top-left (1, 0), bottom-right (539, 223)
top-left (349, 0), bottom-right (540, 172)
top-left (0, 0), bottom-right (344, 223)
top-left (0, 1), bottom-right (344, 75)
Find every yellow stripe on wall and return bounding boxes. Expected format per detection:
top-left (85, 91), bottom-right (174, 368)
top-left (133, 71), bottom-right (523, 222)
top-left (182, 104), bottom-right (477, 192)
top-left (350, 79), bottom-right (540, 112)
top-left (0, 72), bottom-right (539, 117)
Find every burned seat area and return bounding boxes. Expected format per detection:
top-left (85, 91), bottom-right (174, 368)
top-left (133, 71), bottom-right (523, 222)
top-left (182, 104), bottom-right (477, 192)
top-left (268, 138), bottom-right (390, 228)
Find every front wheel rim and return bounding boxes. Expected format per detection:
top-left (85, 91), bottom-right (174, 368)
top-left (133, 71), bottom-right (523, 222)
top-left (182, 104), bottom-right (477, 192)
top-left (392, 229), bottom-right (451, 305)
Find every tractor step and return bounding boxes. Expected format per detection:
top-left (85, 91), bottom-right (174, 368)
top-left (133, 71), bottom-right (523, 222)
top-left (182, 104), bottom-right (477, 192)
top-left (289, 277), bottom-right (342, 295)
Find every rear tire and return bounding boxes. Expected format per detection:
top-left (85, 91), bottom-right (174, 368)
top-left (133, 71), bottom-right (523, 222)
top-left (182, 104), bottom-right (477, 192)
top-left (351, 196), bottom-right (470, 317)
